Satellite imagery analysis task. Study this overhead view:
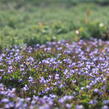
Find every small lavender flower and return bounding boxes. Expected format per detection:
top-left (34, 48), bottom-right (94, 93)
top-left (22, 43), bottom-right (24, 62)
top-left (103, 100), bottom-right (109, 105)
top-left (1, 98), bottom-right (9, 103)
top-left (102, 105), bottom-right (109, 109)
top-left (75, 105), bottom-right (84, 109)
top-left (39, 104), bottom-right (50, 109)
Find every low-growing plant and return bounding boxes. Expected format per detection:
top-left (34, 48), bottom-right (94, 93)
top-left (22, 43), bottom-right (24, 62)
top-left (0, 39), bottom-right (109, 108)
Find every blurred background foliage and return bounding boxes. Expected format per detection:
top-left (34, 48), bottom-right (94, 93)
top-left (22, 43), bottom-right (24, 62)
top-left (1, 0), bottom-right (109, 8)
top-left (0, 0), bottom-right (109, 48)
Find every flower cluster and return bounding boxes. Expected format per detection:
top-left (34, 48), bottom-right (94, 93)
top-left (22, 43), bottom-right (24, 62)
top-left (0, 39), bottom-right (109, 108)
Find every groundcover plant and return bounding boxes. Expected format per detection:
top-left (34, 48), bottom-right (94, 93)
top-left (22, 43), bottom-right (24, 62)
top-left (0, 39), bottom-right (109, 109)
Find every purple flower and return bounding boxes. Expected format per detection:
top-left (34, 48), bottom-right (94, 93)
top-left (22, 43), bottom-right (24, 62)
top-left (75, 105), bottom-right (84, 109)
top-left (102, 105), bottom-right (109, 109)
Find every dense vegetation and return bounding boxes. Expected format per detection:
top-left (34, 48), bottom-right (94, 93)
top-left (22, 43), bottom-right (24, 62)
top-left (1, 39), bottom-right (109, 109)
top-left (0, 0), bottom-right (109, 48)
top-left (1, 0), bottom-right (109, 109)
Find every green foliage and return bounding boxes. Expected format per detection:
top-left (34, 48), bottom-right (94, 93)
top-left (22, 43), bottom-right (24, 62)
top-left (0, 1), bottom-right (109, 48)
